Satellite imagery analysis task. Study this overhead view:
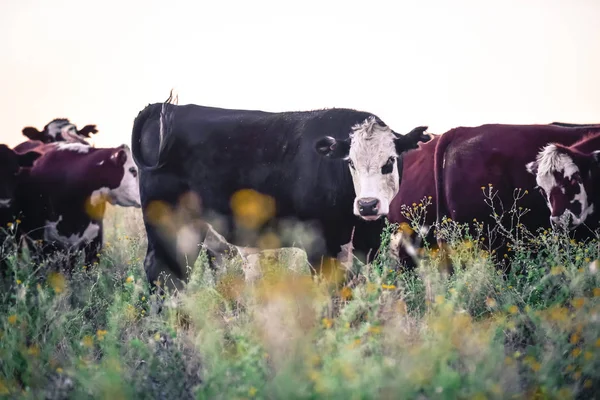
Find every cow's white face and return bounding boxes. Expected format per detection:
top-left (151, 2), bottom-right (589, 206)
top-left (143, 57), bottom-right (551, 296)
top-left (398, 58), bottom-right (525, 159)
top-left (109, 145), bottom-right (141, 208)
top-left (526, 144), bottom-right (597, 230)
top-left (315, 117), bottom-right (429, 220)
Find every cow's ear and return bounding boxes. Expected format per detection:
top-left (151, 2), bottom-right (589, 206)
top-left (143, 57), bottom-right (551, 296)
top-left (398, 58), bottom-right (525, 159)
top-left (525, 161), bottom-right (538, 175)
top-left (110, 149), bottom-right (128, 166)
top-left (394, 126), bottom-right (430, 153)
top-left (17, 151), bottom-right (42, 168)
top-left (22, 127), bottom-right (44, 141)
top-left (315, 136), bottom-right (350, 159)
top-left (0, 145), bottom-right (18, 170)
top-left (78, 124), bottom-right (98, 138)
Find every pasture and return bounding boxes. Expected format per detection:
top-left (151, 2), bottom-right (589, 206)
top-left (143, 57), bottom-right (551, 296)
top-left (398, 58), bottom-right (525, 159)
top-left (1, 194), bottom-right (599, 399)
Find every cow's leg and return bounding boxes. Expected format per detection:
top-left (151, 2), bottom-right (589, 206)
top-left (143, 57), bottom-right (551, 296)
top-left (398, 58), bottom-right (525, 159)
top-left (84, 223), bottom-right (103, 267)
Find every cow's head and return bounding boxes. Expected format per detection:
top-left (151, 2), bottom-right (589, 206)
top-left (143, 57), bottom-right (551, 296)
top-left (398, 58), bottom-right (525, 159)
top-left (526, 144), bottom-right (600, 230)
top-left (104, 144), bottom-right (141, 208)
top-left (22, 119), bottom-right (92, 144)
top-left (0, 145), bottom-right (40, 214)
top-left (315, 117), bottom-right (429, 220)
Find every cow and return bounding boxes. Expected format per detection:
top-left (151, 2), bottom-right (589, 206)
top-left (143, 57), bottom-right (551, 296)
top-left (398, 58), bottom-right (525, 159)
top-left (433, 124), bottom-right (600, 264)
top-left (526, 131), bottom-right (600, 232)
top-left (131, 93), bottom-right (430, 290)
top-left (0, 145), bottom-right (41, 230)
top-left (20, 118), bottom-right (98, 146)
top-left (15, 142), bottom-right (141, 266)
top-left (386, 124), bottom-right (600, 270)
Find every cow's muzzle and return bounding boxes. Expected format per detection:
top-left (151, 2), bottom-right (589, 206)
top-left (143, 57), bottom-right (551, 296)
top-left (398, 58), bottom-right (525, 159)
top-left (357, 197), bottom-right (382, 220)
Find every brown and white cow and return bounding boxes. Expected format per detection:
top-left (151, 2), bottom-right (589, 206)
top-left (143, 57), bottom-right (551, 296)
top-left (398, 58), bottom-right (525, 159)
top-left (526, 131), bottom-right (600, 231)
top-left (387, 124), bottom-right (600, 268)
top-left (15, 142), bottom-right (141, 265)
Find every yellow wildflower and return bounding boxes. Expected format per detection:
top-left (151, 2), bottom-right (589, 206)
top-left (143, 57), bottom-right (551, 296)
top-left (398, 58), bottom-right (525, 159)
top-left (322, 318), bottom-right (333, 329)
top-left (48, 272), bottom-right (66, 294)
top-left (15, 219), bottom-right (21, 224)
top-left (593, 288), bottom-right (600, 297)
top-left (570, 333), bottom-right (580, 344)
top-left (368, 325), bottom-right (382, 334)
top-left (381, 284), bottom-right (396, 290)
top-left (6, 222), bottom-right (13, 228)
top-left (81, 335), bottom-right (94, 348)
top-left (16, 280), bottom-right (21, 285)
top-left (248, 387), bottom-right (257, 397)
top-left (550, 266), bottom-right (564, 275)
top-left (572, 348), bottom-right (581, 358)
top-left (340, 286), bottom-right (352, 301)
top-left (125, 276), bottom-right (134, 283)
top-left (7, 315), bottom-right (17, 325)
top-left (485, 297), bottom-right (497, 308)
top-left (141, 296), bottom-right (146, 301)
top-left (27, 344), bottom-right (40, 357)
top-left (97, 330), bottom-right (108, 341)
top-left (56, 368), bottom-right (63, 374)
top-left (508, 305), bottom-right (519, 314)
top-left (571, 298), bottom-right (586, 309)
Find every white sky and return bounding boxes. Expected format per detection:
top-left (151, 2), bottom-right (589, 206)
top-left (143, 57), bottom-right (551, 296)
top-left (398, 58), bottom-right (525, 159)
top-left (1, 0), bottom-right (599, 148)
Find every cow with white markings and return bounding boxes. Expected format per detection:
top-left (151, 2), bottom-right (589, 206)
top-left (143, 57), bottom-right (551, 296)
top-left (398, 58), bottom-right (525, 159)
top-left (15, 142), bottom-right (141, 265)
top-left (132, 93), bottom-right (430, 290)
top-left (19, 118), bottom-right (98, 145)
top-left (526, 130), bottom-right (600, 232)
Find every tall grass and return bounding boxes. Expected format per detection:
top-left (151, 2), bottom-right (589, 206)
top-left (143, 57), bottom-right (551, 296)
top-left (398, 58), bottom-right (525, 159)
top-left (0, 203), bottom-right (599, 399)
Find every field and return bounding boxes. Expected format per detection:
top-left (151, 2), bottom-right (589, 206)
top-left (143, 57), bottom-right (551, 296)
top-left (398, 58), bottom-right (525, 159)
top-left (1, 197), bottom-right (600, 400)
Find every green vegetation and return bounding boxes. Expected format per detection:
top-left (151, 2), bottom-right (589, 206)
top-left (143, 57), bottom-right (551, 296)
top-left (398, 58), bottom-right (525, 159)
top-left (1, 201), bottom-right (600, 399)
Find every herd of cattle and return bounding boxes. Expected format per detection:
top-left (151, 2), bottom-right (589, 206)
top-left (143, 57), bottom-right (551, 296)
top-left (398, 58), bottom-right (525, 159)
top-left (2, 94), bottom-right (600, 290)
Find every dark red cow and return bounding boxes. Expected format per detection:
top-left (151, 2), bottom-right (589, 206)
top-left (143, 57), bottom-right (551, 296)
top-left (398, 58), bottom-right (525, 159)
top-left (526, 131), bottom-right (600, 231)
top-left (20, 118), bottom-right (98, 145)
top-left (387, 124), bottom-right (600, 267)
top-left (15, 142), bottom-right (141, 264)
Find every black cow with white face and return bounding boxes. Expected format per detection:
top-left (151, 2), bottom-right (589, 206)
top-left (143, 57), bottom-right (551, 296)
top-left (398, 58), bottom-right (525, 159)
top-left (20, 118), bottom-right (98, 145)
top-left (132, 94), bottom-right (429, 289)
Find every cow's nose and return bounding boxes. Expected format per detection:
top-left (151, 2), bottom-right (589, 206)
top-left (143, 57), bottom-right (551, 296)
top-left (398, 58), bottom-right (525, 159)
top-left (357, 197), bottom-right (380, 216)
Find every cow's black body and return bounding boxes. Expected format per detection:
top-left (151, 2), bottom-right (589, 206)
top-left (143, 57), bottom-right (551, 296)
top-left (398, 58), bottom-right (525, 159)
top-left (132, 102), bottom-right (389, 287)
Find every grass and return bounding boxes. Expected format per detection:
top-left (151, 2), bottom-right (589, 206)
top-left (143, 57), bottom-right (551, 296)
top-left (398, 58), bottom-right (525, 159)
top-left (1, 199), bottom-right (600, 400)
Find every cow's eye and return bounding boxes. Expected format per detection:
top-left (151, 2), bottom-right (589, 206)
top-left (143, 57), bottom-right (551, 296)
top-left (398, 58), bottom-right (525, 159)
top-left (129, 167), bottom-right (138, 177)
top-left (381, 157), bottom-right (395, 174)
top-left (348, 159), bottom-right (355, 170)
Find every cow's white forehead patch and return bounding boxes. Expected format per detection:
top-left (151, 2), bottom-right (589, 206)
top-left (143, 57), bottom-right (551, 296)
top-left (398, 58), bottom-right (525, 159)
top-left (534, 144), bottom-right (579, 191)
top-left (348, 117), bottom-right (396, 167)
top-left (46, 120), bottom-right (72, 138)
top-left (56, 143), bottom-right (90, 153)
top-left (0, 199), bottom-right (12, 208)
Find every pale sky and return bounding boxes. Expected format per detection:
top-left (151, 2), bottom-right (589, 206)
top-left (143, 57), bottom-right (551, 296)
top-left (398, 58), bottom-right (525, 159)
top-left (1, 0), bottom-right (599, 148)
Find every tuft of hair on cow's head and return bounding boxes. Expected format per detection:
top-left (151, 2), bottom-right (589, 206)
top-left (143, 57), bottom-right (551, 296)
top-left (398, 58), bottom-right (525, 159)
top-left (315, 116), bottom-right (430, 221)
top-left (527, 143), bottom-right (600, 230)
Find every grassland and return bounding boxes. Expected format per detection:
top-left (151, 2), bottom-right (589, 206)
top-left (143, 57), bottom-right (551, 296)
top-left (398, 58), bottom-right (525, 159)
top-left (1, 201), bottom-right (599, 400)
